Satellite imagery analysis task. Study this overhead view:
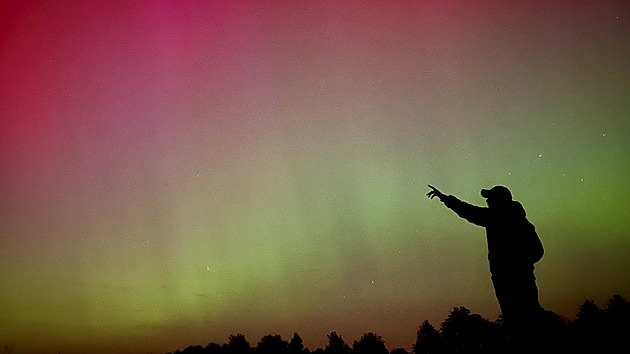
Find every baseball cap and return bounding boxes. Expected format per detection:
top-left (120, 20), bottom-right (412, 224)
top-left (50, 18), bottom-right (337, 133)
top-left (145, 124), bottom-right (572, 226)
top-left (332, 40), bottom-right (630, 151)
top-left (481, 186), bottom-right (512, 200)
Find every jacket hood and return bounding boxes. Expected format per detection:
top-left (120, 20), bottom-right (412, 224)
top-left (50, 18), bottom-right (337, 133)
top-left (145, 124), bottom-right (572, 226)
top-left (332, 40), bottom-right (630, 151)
top-left (495, 200), bottom-right (526, 218)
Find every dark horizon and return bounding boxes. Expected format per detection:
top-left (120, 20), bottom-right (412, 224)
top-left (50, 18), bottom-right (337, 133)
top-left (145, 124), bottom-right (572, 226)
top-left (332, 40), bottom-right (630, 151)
top-left (166, 294), bottom-right (629, 354)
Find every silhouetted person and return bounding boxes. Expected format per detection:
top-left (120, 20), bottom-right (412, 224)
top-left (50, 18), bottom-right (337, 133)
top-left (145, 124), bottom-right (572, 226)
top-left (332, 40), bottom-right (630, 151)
top-left (427, 185), bottom-right (544, 339)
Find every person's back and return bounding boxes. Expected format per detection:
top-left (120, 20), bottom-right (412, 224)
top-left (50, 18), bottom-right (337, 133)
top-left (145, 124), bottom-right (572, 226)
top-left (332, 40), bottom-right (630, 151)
top-left (483, 199), bottom-right (543, 275)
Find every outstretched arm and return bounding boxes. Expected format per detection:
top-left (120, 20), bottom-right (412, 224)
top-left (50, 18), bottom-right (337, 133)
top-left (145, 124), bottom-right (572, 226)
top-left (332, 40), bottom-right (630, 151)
top-left (427, 185), bottom-right (490, 227)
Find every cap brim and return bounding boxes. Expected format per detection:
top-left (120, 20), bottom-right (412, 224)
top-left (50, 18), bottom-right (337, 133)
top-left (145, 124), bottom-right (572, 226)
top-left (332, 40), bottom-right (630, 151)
top-left (480, 189), bottom-right (491, 198)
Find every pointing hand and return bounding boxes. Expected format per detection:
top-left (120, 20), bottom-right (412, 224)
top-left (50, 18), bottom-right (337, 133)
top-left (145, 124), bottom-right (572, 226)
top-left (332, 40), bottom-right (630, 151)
top-left (427, 185), bottom-right (445, 201)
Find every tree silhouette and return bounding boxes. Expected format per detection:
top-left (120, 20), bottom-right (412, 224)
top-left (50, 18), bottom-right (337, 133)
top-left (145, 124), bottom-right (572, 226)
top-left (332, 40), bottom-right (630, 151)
top-left (223, 334), bottom-right (253, 354)
top-left (256, 334), bottom-right (288, 354)
top-left (324, 331), bottom-right (350, 354)
top-left (181, 345), bottom-right (205, 354)
top-left (440, 307), bottom-right (499, 354)
top-left (164, 294), bottom-right (629, 354)
top-left (576, 299), bottom-right (604, 324)
top-left (288, 333), bottom-right (309, 354)
top-left (206, 342), bottom-right (223, 354)
top-left (413, 320), bottom-right (441, 354)
top-left (572, 299), bottom-right (603, 349)
top-left (350, 333), bottom-right (387, 354)
top-left (603, 294), bottom-right (629, 352)
top-left (604, 294), bottom-right (630, 328)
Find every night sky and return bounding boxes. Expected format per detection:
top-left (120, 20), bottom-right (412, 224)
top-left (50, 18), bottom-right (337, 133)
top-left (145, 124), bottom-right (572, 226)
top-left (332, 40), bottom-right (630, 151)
top-left (1, 1), bottom-right (629, 353)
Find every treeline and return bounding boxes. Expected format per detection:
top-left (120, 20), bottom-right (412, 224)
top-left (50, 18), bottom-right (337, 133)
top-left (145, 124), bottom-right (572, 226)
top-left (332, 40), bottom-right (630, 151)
top-left (166, 294), bottom-right (629, 354)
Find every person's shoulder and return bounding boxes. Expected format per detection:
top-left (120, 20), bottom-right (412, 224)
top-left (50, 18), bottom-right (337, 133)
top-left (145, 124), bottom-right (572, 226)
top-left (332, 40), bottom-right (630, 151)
top-left (511, 201), bottom-right (526, 216)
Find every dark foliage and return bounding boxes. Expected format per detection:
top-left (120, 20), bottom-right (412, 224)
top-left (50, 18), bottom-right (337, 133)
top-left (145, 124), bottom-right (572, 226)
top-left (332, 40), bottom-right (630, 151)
top-left (223, 334), bottom-right (253, 354)
top-left (413, 320), bottom-right (440, 354)
top-left (181, 345), bottom-right (205, 354)
top-left (166, 294), bottom-right (628, 354)
top-left (256, 334), bottom-right (288, 354)
top-left (440, 307), bottom-right (497, 353)
top-left (206, 343), bottom-right (222, 354)
top-left (568, 295), bottom-right (630, 354)
top-left (288, 333), bottom-right (309, 354)
top-left (389, 349), bottom-right (409, 354)
top-left (325, 331), bottom-right (350, 354)
top-left (351, 333), bottom-right (388, 354)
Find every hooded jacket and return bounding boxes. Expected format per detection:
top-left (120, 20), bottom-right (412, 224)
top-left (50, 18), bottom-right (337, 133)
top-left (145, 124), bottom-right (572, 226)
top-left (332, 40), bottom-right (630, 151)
top-left (442, 195), bottom-right (543, 275)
